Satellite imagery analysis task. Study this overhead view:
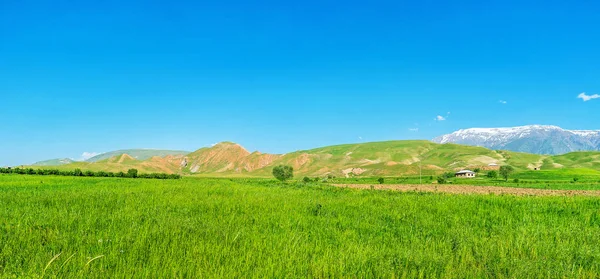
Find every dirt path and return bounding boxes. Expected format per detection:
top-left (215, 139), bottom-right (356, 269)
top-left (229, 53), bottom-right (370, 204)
top-left (333, 184), bottom-right (600, 196)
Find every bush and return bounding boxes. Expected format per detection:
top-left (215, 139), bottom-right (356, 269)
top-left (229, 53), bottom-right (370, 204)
top-left (487, 171), bottom-right (498, 179)
top-left (303, 177), bottom-right (312, 183)
top-left (378, 177), bottom-right (385, 184)
top-left (272, 165), bottom-right (294, 182)
top-left (443, 172), bottom-right (454, 179)
top-left (513, 178), bottom-right (519, 183)
top-left (473, 168), bottom-right (481, 173)
top-left (437, 176), bottom-right (447, 184)
top-left (573, 177), bottom-right (579, 182)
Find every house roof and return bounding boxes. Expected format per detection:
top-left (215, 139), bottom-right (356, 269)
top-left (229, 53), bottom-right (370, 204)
top-left (455, 170), bottom-right (475, 174)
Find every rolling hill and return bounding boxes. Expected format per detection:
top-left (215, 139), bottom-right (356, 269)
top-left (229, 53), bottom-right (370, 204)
top-left (85, 149), bottom-right (190, 162)
top-left (32, 158), bottom-right (76, 166)
top-left (25, 140), bottom-right (600, 177)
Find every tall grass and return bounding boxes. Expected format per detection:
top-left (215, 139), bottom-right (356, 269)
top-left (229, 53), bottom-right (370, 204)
top-left (1, 174), bottom-right (600, 278)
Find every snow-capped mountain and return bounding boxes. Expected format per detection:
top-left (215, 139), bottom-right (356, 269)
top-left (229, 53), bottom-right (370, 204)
top-left (433, 125), bottom-right (600, 155)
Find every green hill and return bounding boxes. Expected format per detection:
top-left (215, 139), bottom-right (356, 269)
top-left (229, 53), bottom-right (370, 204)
top-left (26, 141), bottom-right (600, 177)
top-left (32, 158), bottom-right (76, 166)
top-left (86, 149), bottom-right (190, 162)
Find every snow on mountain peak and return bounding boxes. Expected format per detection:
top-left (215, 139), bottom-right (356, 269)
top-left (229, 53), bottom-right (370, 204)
top-left (433, 125), bottom-right (600, 154)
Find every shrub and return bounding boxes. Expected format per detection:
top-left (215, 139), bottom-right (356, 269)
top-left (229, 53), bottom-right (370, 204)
top-left (487, 171), bottom-right (498, 179)
top-left (437, 176), bottom-right (447, 184)
top-left (513, 178), bottom-right (519, 183)
top-left (303, 177), bottom-right (312, 183)
top-left (443, 172), bottom-right (454, 179)
top-left (378, 177), bottom-right (385, 184)
top-left (272, 165), bottom-right (294, 182)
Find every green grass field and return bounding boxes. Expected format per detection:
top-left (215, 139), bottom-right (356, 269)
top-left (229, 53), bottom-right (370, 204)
top-left (2, 174), bottom-right (600, 278)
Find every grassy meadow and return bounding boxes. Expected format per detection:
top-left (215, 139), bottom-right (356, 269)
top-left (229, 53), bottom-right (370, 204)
top-left (1, 174), bottom-right (600, 278)
top-left (0, 175), bottom-right (600, 278)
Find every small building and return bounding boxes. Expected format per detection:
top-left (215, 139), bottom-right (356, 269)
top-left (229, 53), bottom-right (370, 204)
top-left (455, 170), bottom-right (476, 178)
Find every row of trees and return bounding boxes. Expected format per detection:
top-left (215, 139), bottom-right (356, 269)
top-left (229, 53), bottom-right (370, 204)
top-left (0, 167), bottom-right (181, 179)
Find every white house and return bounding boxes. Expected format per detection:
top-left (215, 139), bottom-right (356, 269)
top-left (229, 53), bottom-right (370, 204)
top-left (455, 170), bottom-right (476, 178)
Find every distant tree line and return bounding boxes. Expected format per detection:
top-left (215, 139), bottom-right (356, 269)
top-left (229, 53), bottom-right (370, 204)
top-left (0, 167), bottom-right (181, 179)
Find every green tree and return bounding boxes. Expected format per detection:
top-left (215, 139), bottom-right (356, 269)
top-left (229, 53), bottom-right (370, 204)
top-left (378, 177), bottom-right (385, 184)
top-left (127, 168), bottom-right (139, 178)
top-left (499, 165), bottom-right (514, 182)
top-left (487, 171), bottom-right (498, 179)
top-left (272, 165), bottom-right (293, 182)
top-left (473, 168), bottom-right (481, 173)
top-left (303, 177), bottom-right (312, 183)
top-left (73, 168), bottom-right (83, 177)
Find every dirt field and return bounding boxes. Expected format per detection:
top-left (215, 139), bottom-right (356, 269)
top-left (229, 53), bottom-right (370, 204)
top-left (334, 184), bottom-right (600, 196)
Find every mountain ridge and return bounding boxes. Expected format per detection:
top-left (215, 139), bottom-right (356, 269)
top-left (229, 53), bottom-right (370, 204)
top-left (86, 149), bottom-right (190, 162)
top-left (32, 158), bottom-right (76, 166)
top-left (433, 125), bottom-right (600, 155)
top-left (24, 140), bottom-right (600, 177)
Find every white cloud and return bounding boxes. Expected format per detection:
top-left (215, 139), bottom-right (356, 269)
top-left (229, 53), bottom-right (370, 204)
top-left (499, 100), bottom-right (507, 104)
top-left (578, 92), bottom-right (600, 102)
top-left (409, 128), bottom-right (419, 132)
top-left (435, 115), bottom-right (446, 121)
top-left (80, 152), bottom-right (100, 161)
top-left (358, 136), bottom-right (363, 140)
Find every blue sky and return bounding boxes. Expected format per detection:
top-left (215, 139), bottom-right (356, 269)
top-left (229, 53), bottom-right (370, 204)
top-left (1, 0), bottom-right (599, 166)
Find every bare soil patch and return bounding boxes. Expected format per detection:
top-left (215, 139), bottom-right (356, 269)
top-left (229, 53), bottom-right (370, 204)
top-left (333, 184), bottom-right (600, 196)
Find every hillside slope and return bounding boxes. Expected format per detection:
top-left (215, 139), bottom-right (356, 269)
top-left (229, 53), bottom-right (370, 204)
top-left (32, 158), bottom-right (76, 166)
top-left (86, 149), bottom-right (190, 162)
top-left (27, 141), bottom-right (600, 177)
